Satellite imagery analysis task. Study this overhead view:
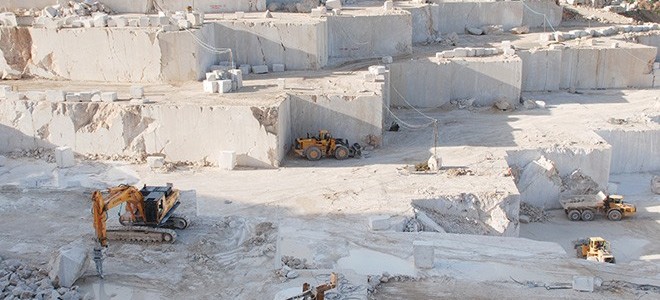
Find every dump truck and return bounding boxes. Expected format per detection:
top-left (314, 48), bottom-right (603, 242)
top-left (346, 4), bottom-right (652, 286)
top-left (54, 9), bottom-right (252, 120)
top-left (574, 237), bottom-right (615, 263)
top-left (560, 191), bottom-right (636, 221)
top-left (294, 130), bottom-right (361, 161)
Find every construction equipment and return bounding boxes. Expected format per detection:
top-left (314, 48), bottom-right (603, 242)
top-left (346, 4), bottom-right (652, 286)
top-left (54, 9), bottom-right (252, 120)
top-left (574, 237), bottom-right (616, 263)
top-left (559, 191), bottom-right (636, 221)
top-left (286, 273), bottom-right (338, 300)
top-left (91, 183), bottom-right (190, 277)
top-left (294, 130), bottom-right (361, 161)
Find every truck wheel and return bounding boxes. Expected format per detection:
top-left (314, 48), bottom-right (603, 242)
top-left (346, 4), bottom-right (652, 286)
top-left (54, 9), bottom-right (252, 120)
top-left (568, 210), bottom-right (581, 221)
top-left (581, 210), bottom-right (595, 221)
top-left (334, 145), bottom-right (349, 160)
top-left (607, 209), bottom-right (622, 221)
top-left (305, 146), bottom-right (322, 161)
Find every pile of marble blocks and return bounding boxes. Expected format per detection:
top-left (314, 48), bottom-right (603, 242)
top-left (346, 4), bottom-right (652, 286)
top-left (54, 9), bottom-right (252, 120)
top-left (34, 10), bottom-right (204, 31)
top-left (0, 85), bottom-right (119, 103)
top-left (203, 66), bottom-right (243, 94)
top-left (436, 47), bottom-right (501, 58)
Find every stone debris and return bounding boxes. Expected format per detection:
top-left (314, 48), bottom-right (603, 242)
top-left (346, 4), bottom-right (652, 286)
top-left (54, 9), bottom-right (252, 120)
top-left (561, 169), bottom-right (600, 195)
top-left (520, 202), bottom-right (549, 223)
top-left (146, 156), bottom-right (165, 169)
top-left (48, 240), bottom-right (90, 288)
top-left (445, 168), bottom-right (473, 177)
top-left (0, 256), bottom-right (84, 300)
top-left (494, 99), bottom-right (513, 111)
top-left (510, 26), bottom-right (529, 34)
top-left (281, 256), bottom-right (313, 269)
top-left (466, 27), bottom-right (483, 35)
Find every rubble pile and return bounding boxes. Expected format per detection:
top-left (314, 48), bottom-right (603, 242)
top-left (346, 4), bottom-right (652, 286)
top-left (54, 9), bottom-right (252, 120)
top-left (0, 256), bottom-right (85, 300)
top-left (281, 256), bottom-right (313, 269)
top-left (519, 202), bottom-right (549, 223)
top-left (367, 272), bottom-right (419, 294)
top-left (8, 148), bottom-right (55, 163)
top-left (561, 169), bottom-right (600, 195)
top-left (43, 1), bottom-right (114, 18)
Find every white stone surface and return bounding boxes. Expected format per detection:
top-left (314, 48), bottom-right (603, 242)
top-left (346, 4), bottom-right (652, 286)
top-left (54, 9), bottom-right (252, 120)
top-left (596, 129), bottom-right (660, 173)
top-left (272, 64), bottom-right (285, 72)
top-left (215, 20), bottom-right (327, 70)
top-left (203, 80), bottom-right (219, 93)
top-left (0, 12), bottom-right (18, 27)
top-left (311, 7), bottom-right (327, 17)
top-left (146, 156), bottom-right (165, 168)
top-left (0, 155), bottom-right (6, 167)
top-left (218, 150), bottom-right (236, 170)
top-left (516, 156), bottom-right (562, 209)
top-left (390, 57), bottom-right (522, 108)
top-left (368, 215), bottom-right (391, 231)
top-left (252, 65), bottom-right (269, 74)
top-left (55, 146), bottom-right (75, 168)
top-left (413, 241), bottom-right (434, 269)
top-left (159, 0), bottom-right (266, 13)
top-left (572, 276), bottom-right (594, 292)
top-left (327, 14), bottom-right (412, 64)
top-left (48, 240), bottom-right (90, 288)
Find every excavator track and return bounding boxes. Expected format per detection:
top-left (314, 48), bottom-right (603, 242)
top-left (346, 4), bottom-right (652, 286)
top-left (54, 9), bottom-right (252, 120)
top-left (107, 226), bottom-right (177, 243)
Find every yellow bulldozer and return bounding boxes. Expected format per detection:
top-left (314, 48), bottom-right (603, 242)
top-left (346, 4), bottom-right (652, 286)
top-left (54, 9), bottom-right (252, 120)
top-left (574, 237), bottom-right (615, 263)
top-left (294, 130), bottom-right (361, 161)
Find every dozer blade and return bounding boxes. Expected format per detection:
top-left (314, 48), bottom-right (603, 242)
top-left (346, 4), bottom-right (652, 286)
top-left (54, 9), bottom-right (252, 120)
top-left (106, 226), bottom-right (177, 243)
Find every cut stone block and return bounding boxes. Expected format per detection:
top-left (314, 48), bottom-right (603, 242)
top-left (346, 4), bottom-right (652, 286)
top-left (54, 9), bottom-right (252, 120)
top-left (368, 215), bottom-right (391, 231)
top-left (332, 8), bottom-right (342, 16)
top-left (82, 19), bottom-right (94, 28)
top-left (107, 18), bottom-right (117, 27)
top-left (453, 48), bottom-right (469, 57)
top-left (93, 14), bottom-right (107, 27)
top-left (146, 156), bottom-right (165, 168)
top-left (156, 16), bottom-right (170, 26)
top-left (311, 7), bottom-right (327, 17)
top-left (416, 211), bottom-right (446, 233)
top-left (272, 64), bottom-right (285, 72)
top-left (44, 5), bottom-right (59, 18)
top-left (65, 93), bottom-right (81, 102)
top-left (229, 69), bottom-right (243, 89)
top-left (239, 64), bottom-right (251, 75)
top-left (382, 56), bottom-right (393, 64)
top-left (368, 65), bottom-right (386, 75)
top-left (413, 241), bottom-right (434, 269)
top-left (48, 240), bottom-right (90, 288)
top-left (326, 0), bottom-right (342, 9)
top-left (572, 276), bottom-right (594, 292)
top-left (0, 85), bottom-right (11, 98)
top-left (652, 176), bottom-right (660, 195)
top-left (186, 12), bottom-right (203, 26)
top-left (178, 19), bottom-right (191, 29)
top-left (0, 12), bottom-right (18, 27)
top-left (219, 80), bottom-right (233, 93)
top-left (101, 92), bottom-right (117, 102)
top-left (235, 12), bottom-right (245, 19)
top-left (206, 72), bottom-right (219, 81)
top-left (203, 80), bottom-right (219, 93)
top-left (55, 146), bottom-right (75, 168)
top-left (78, 92), bottom-right (92, 102)
top-left (503, 48), bottom-right (516, 56)
top-left (91, 93), bottom-right (102, 102)
top-left (0, 155), bottom-right (6, 167)
top-left (161, 24), bottom-right (178, 32)
top-left (114, 16), bottom-right (127, 27)
top-left (218, 151), bottom-right (236, 170)
top-left (384, 1), bottom-right (394, 11)
top-left (130, 86), bottom-right (144, 99)
top-left (26, 91), bottom-right (46, 101)
top-left (277, 78), bottom-right (286, 89)
top-left (139, 16), bottom-right (150, 27)
top-left (364, 73), bottom-right (376, 82)
top-left (252, 65), bottom-right (269, 74)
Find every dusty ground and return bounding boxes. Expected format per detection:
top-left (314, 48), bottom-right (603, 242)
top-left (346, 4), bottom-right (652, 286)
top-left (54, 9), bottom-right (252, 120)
top-left (0, 88), bottom-right (658, 299)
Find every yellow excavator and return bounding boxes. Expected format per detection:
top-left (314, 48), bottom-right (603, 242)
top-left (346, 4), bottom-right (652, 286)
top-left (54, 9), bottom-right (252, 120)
top-left (91, 184), bottom-right (190, 277)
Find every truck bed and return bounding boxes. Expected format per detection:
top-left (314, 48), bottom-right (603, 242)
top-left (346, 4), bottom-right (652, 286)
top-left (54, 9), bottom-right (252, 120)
top-left (559, 191), bottom-right (607, 210)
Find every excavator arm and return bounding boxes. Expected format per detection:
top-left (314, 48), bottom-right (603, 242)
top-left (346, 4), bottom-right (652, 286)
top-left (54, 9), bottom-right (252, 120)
top-left (92, 185), bottom-right (146, 247)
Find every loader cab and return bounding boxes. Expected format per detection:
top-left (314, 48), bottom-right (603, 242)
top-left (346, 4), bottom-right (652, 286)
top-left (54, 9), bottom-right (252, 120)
top-left (590, 237), bottom-right (610, 251)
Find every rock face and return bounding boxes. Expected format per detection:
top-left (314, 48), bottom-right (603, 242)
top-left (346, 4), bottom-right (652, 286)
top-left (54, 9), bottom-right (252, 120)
top-left (48, 240), bottom-right (90, 288)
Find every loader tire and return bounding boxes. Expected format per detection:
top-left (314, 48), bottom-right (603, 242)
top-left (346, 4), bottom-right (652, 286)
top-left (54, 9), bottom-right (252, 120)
top-left (334, 145), bottom-right (349, 160)
top-left (568, 210), bottom-right (581, 221)
top-left (607, 209), bottom-right (622, 221)
top-left (305, 146), bottom-right (322, 161)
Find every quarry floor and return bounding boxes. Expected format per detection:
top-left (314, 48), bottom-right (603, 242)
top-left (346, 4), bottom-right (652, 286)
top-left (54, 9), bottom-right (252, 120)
top-left (0, 89), bottom-right (659, 299)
